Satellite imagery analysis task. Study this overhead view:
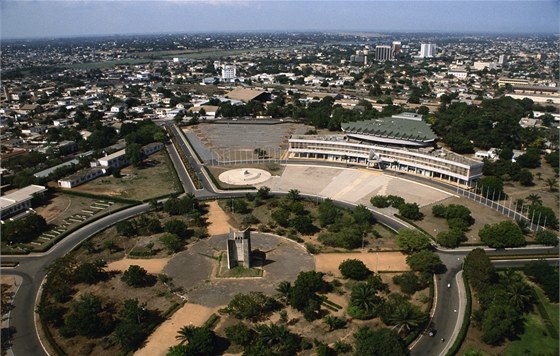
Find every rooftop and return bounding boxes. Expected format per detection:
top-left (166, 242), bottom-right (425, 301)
top-left (0, 185), bottom-right (47, 210)
top-left (341, 114), bottom-right (437, 143)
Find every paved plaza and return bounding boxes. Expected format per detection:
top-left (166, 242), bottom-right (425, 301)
top-left (256, 165), bottom-right (452, 207)
top-left (164, 233), bottom-right (314, 307)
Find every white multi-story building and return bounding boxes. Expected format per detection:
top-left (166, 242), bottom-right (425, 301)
top-left (288, 114), bottom-right (483, 186)
top-left (221, 65), bottom-right (237, 80)
top-left (420, 43), bottom-right (436, 58)
top-left (375, 45), bottom-right (393, 61)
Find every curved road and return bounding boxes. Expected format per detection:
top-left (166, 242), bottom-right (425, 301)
top-left (2, 124), bottom-right (558, 356)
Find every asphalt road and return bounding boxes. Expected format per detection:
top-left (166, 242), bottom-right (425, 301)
top-left (2, 123), bottom-right (559, 356)
top-left (2, 203), bottom-right (150, 356)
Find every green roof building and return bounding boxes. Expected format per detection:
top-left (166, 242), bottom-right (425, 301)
top-left (341, 113), bottom-right (437, 147)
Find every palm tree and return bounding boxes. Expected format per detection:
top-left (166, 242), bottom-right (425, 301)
top-left (323, 315), bottom-right (338, 332)
top-left (176, 325), bottom-right (195, 344)
top-left (387, 303), bottom-right (428, 334)
top-left (545, 177), bottom-right (558, 192)
top-left (255, 323), bottom-right (289, 346)
top-left (525, 194), bottom-right (543, 206)
top-left (514, 198), bottom-right (525, 212)
top-left (350, 283), bottom-right (381, 312)
top-left (287, 189), bottom-right (301, 203)
top-left (275, 281), bottom-right (291, 303)
top-left (506, 281), bottom-right (534, 312)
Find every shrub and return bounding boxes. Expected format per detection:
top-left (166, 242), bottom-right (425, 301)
top-left (339, 259), bottom-right (371, 280)
top-left (535, 230), bottom-right (558, 246)
top-left (398, 203), bottom-right (423, 220)
top-left (121, 265), bottom-right (150, 287)
top-left (393, 272), bottom-right (423, 295)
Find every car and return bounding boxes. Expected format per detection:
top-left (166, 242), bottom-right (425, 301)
top-left (427, 328), bottom-right (437, 337)
top-left (447, 283), bottom-right (451, 288)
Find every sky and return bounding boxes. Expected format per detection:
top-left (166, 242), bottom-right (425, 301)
top-left (1, 1), bottom-right (558, 39)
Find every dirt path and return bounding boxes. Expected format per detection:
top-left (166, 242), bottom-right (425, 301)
top-left (314, 252), bottom-right (409, 275)
top-left (206, 201), bottom-right (235, 235)
top-left (106, 258), bottom-right (170, 274)
top-left (135, 303), bottom-right (218, 356)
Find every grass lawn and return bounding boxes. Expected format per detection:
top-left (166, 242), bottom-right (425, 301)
top-left (503, 314), bottom-right (559, 356)
top-left (71, 151), bottom-right (180, 201)
top-left (533, 283), bottom-right (559, 334)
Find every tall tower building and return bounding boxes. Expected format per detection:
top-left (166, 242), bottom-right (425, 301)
top-left (375, 45), bottom-right (393, 61)
top-left (420, 43), bottom-right (436, 58)
top-left (391, 41), bottom-right (401, 57)
top-left (498, 54), bottom-right (507, 65)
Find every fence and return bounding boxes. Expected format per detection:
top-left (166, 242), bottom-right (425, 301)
top-left (207, 147), bottom-right (289, 166)
top-left (455, 184), bottom-right (549, 232)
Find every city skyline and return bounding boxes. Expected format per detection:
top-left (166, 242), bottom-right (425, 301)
top-left (1, 0), bottom-right (558, 40)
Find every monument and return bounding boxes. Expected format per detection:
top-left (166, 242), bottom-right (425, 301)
top-left (226, 228), bottom-right (252, 269)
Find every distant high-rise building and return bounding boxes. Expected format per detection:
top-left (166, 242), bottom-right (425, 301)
top-left (221, 64), bottom-right (237, 80)
top-left (420, 43), bottom-right (436, 58)
top-left (352, 49), bottom-right (369, 65)
top-left (392, 41), bottom-right (401, 57)
top-left (375, 45), bottom-right (393, 61)
top-left (498, 54), bottom-right (507, 65)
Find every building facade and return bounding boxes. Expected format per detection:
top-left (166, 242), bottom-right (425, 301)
top-left (221, 65), bottom-right (237, 80)
top-left (288, 136), bottom-right (483, 185)
top-left (375, 45), bottom-right (393, 61)
top-left (420, 43), bottom-right (436, 58)
top-left (0, 185), bottom-right (47, 218)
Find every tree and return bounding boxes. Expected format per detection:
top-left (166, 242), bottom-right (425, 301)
top-left (275, 281), bottom-right (291, 302)
top-left (545, 177), bottom-right (558, 192)
top-left (406, 250), bottom-right (444, 274)
top-left (116, 220), bottom-right (137, 237)
top-left (436, 228), bottom-right (466, 248)
top-left (480, 303), bottom-right (521, 345)
top-left (160, 233), bottom-right (183, 253)
top-left (74, 259), bottom-right (107, 284)
top-left (164, 219), bottom-right (189, 239)
top-left (121, 265), bottom-right (150, 287)
top-left (63, 293), bottom-right (114, 337)
top-left (287, 189), bottom-right (301, 203)
top-left (225, 322), bottom-right (253, 346)
top-left (398, 203), bottom-right (423, 220)
top-left (516, 148), bottom-right (541, 169)
top-left (256, 186), bottom-right (271, 200)
top-left (353, 204), bottom-right (375, 226)
top-left (339, 259), bottom-right (371, 280)
top-left (392, 271), bottom-right (423, 295)
top-left (226, 292), bottom-right (278, 321)
top-left (525, 193), bottom-right (543, 206)
top-left (348, 283), bottom-right (383, 319)
top-left (478, 176), bottom-right (504, 199)
top-left (524, 260), bottom-right (559, 302)
top-left (370, 195), bottom-right (390, 208)
top-left (479, 221), bottom-right (526, 248)
top-left (517, 169), bottom-right (533, 186)
top-left (323, 315), bottom-right (346, 331)
top-left (463, 248), bottom-right (496, 291)
top-left (271, 208), bottom-right (290, 227)
top-left (386, 303), bottom-right (428, 334)
top-left (353, 327), bottom-right (407, 356)
top-left (318, 199), bottom-right (339, 226)
top-left (290, 215), bottom-right (315, 234)
top-left (395, 229), bottom-right (431, 253)
top-left (175, 326), bottom-right (216, 355)
top-left (535, 230), bottom-right (558, 246)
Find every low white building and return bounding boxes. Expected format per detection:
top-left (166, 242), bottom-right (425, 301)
top-left (0, 185), bottom-right (47, 218)
top-left (58, 168), bottom-right (105, 189)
